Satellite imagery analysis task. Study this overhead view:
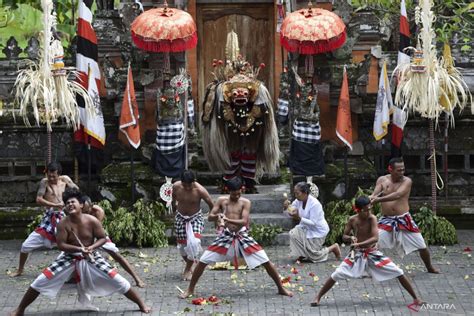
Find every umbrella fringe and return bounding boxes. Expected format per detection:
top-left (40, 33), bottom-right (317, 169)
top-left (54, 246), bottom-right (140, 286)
top-left (131, 32), bottom-right (197, 53)
top-left (280, 31), bottom-right (346, 55)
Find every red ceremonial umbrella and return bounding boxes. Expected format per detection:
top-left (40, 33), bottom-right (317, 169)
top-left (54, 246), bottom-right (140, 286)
top-left (130, 1), bottom-right (197, 53)
top-left (280, 1), bottom-right (346, 55)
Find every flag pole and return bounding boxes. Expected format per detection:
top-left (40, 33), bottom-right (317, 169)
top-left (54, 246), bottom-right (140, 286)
top-left (87, 135), bottom-right (91, 196)
top-left (344, 147), bottom-right (348, 199)
top-left (131, 147), bottom-right (135, 203)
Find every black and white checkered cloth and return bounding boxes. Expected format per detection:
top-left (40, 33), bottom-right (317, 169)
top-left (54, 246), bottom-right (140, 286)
top-left (277, 98), bottom-right (289, 117)
top-left (207, 227), bottom-right (263, 255)
top-left (174, 210), bottom-right (204, 243)
top-left (34, 208), bottom-right (65, 242)
top-left (156, 122), bottom-right (185, 154)
top-left (292, 119), bottom-right (321, 144)
top-left (42, 251), bottom-right (116, 280)
top-left (187, 99), bottom-right (195, 126)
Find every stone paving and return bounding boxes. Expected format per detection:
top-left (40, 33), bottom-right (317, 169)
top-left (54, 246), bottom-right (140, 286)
top-left (0, 231), bottom-right (472, 316)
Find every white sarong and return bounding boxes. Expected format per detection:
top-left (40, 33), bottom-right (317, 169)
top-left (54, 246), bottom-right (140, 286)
top-left (200, 227), bottom-right (269, 269)
top-left (31, 252), bottom-right (130, 299)
top-left (331, 247), bottom-right (403, 282)
top-left (378, 212), bottom-right (427, 255)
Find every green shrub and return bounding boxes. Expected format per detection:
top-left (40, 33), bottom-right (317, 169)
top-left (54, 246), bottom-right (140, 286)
top-left (26, 214), bottom-right (44, 235)
top-left (412, 205), bottom-right (457, 245)
top-left (250, 223), bottom-right (283, 246)
top-left (324, 187), bottom-right (379, 245)
top-left (101, 199), bottom-right (168, 248)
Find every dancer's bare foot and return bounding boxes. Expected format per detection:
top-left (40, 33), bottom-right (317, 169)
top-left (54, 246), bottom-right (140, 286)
top-left (278, 288), bottom-right (293, 297)
top-left (427, 266), bottom-right (440, 274)
top-left (310, 296), bottom-right (321, 306)
top-left (333, 244), bottom-right (341, 259)
top-left (9, 308), bottom-right (23, 316)
top-left (10, 270), bottom-right (23, 277)
top-left (135, 278), bottom-right (146, 288)
top-left (179, 289), bottom-right (194, 299)
top-left (182, 270), bottom-right (193, 281)
top-left (413, 298), bottom-right (426, 306)
top-left (139, 305), bottom-right (152, 314)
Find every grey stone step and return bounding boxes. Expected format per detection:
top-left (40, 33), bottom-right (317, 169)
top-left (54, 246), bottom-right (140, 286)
top-left (202, 213), bottom-right (295, 231)
top-left (200, 232), bottom-right (290, 247)
top-left (200, 184), bottom-right (291, 213)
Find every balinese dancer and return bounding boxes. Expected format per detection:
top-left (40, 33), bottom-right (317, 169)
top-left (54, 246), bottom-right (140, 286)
top-left (12, 162), bottom-right (78, 277)
top-left (82, 196), bottom-right (145, 287)
top-left (172, 170), bottom-right (214, 280)
top-left (311, 196), bottom-right (423, 307)
top-left (179, 177), bottom-right (293, 298)
top-left (200, 31), bottom-right (279, 193)
top-left (370, 157), bottom-right (439, 273)
top-left (10, 190), bottom-right (150, 315)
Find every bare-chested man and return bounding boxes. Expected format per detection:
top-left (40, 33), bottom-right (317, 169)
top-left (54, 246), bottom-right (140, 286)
top-left (179, 177), bottom-right (293, 299)
top-left (172, 170), bottom-right (214, 280)
top-left (311, 196), bottom-right (422, 307)
top-left (370, 157), bottom-right (439, 273)
top-left (12, 162), bottom-right (78, 277)
top-left (81, 196), bottom-right (145, 287)
top-left (10, 189), bottom-right (151, 316)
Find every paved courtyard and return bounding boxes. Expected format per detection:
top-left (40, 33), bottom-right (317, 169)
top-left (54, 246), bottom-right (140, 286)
top-left (0, 231), bottom-right (472, 315)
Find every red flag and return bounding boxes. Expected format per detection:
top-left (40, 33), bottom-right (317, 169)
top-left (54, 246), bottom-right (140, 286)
top-left (119, 65), bottom-right (141, 149)
top-left (336, 67), bottom-right (352, 150)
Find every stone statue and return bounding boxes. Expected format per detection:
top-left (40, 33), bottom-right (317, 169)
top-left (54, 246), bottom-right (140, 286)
top-left (96, 0), bottom-right (114, 11)
top-left (2, 36), bottom-right (22, 59)
top-left (25, 36), bottom-right (40, 60)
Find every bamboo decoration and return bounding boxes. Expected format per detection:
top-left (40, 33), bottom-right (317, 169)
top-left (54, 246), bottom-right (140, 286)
top-left (13, 0), bottom-right (93, 132)
top-left (394, 0), bottom-right (472, 126)
top-left (394, 0), bottom-right (472, 213)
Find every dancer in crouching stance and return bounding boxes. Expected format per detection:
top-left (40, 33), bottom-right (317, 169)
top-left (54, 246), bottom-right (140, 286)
top-left (82, 196), bottom-right (145, 288)
top-left (311, 196), bottom-right (422, 307)
top-left (9, 190), bottom-right (150, 315)
top-left (179, 177), bottom-right (293, 298)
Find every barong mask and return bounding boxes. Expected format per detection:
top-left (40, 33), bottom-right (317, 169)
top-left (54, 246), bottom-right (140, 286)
top-left (157, 86), bottom-right (182, 121)
top-left (294, 83), bottom-right (320, 122)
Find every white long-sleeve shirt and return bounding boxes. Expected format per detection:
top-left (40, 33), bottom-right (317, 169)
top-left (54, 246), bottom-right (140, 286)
top-left (291, 195), bottom-right (329, 239)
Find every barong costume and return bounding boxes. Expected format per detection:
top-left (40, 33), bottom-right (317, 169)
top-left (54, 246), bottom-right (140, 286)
top-left (331, 247), bottom-right (403, 282)
top-left (378, 212), bottom-right (427, 255)
top-left (21, 207), bottom-right (64, 253)
top-left (200, 227), bottom-right (269, 269)
top-left (289, 195), bottom-right (329, 262)
top-left (175, 210), bottom-right (204, 260)
top-left (201, 32), bottom-right (279, 191)
top-left (31, 251), bottom-right (130, 300)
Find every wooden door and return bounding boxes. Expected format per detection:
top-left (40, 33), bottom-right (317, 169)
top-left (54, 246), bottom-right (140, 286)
top-left (196, 3), bottom-right (275, 108)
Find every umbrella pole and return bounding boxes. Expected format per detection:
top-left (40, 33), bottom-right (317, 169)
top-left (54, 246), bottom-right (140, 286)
top-left (429, 119), bottom-right (437, 214)
top-left (184, 83), bottom-right (189, 170)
